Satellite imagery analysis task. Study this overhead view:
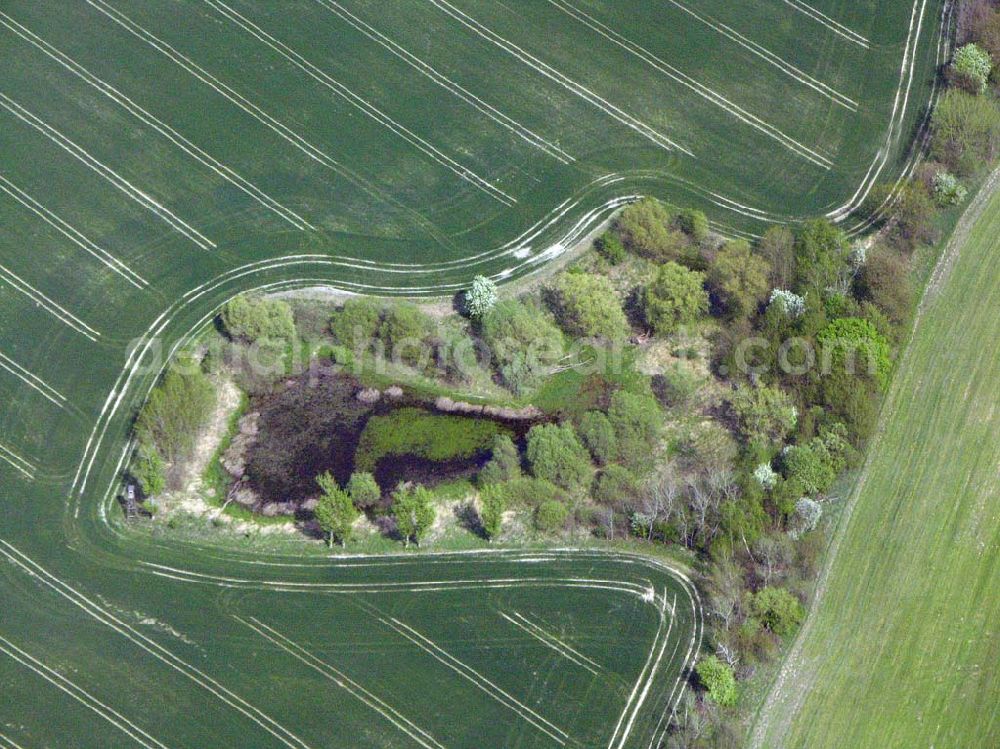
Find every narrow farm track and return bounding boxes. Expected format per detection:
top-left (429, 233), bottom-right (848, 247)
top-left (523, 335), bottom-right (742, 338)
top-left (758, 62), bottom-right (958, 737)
top-left (752, 163), bottom-right (1000, 748)
top-left (0, 1), bottom-right (948, 746)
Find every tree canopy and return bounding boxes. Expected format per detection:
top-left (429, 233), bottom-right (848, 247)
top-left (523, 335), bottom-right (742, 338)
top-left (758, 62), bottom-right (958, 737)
top-left (548, 272), bottom-right (629, 341)
top-left (526, 423), bottom-right (593, 493)
top-left (643, 261), bottom-right (709, 334)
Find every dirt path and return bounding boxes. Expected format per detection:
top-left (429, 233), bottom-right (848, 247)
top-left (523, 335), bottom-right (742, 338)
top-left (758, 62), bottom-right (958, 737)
top-left (748, 161), bottom-right (1000, 748)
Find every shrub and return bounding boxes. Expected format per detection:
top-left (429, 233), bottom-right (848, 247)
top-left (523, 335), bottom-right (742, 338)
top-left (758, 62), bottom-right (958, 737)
top-left (889, 181), bottom-right (937, 251)
top-left (526, 423), bottom-right (593, 493)
top-left (593, 464), bottom-right (637, 505)
top-left (392, 484), bottom-right (436, 547)
top-left (709, 239), bottom-right (771, 319)
top-left (767, 289), bottom-right (806, 318)
top-left (952, 42), bottom-right (992, 93)
top-left (380, 303), bottom-right (434, 365)
top-left (751, 587), bottom-right (804, 637)
top-left (643, 262), bottom-right (709, 335)
top-left (932, 170), bottom-right (968, 205)
top-left (535, 499), bottom-right (569, 533)
top-left (465, 275), bottom-right (498, 319)
top-left (479, 434), bottom-right (522, 485)
top-left (480, 300), bottom-right (564, 394)
top-left (793, 497), bottom-right (823, 536)
top-left (696, 655), bottom-right (738, 706)
top-left (578, 411), bottom-right (618, 465)
top-left (220, 295), bottom-right (295, 344)
top-left (331, 298), bottom-right (383, 347)
top-left (931, 88), bottom-right (1000, 175)
top-left (595, 231), bottom-right (626, 265)
top-left (615, 198), bottom-right (688, 261)
top-left (781, 443), bottom-right (835, 496)
top-left (753, 462), bottom-right (778, 489)
top-left (347, 471), bottom-right (381, 511)
top-left (854, 245), bottom-right (912, 325)
top-left (548, 272), bottom-right (629, 341)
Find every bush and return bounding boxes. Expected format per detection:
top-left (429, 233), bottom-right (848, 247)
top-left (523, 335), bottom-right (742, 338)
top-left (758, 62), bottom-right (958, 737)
top-left (767, 289), bottom-right (806, 318)
top-left (535, 499), bottom-right (569, 533)
top-left (381, 303), bottom-right (434, 365)
top-left (643, 262), bottom-right (709, 335)
top-left (751, 587), bottom-right (804, 637)
top-left (480, 300), bottom-right (564, 394)
top-left (952, 42), bottom-right (992, 93)
top-left (593, 464), bottom-right (637, 505)
top-left (330, 298), bottom-right (383, 347)
top-left (931, 88), bottom-right (1000, 175)
top-left (781, 443), bottom-right (835, 496)
top-left (578, 411), bottom-right (618, 465)
top-left (220, 295), bottom-right (295, 344)
top-left (709, 239), bottom-right (771, 319)
top-left (548, 272), bottom-right (629, 341)
top-left (696, 656), bottom-right (738, 707)
top-left (889, 181), bottom-right (937, 251)
top-left (595, 231), bottom-right (626, 265)
top-left (131, 445), bottom-right (166, 497)
top-left (465, 275), bottom-right (498, 319)
top-left (615, 198), bottom-right (688, 261)
top-left (526, 423), bottom-right (593, 493)
top-left (932, 170), bottom-right (968, 206)
top-left (479, 434), bottom-right (522, 485)
top-left (347, 471), bottom-right (381, 511)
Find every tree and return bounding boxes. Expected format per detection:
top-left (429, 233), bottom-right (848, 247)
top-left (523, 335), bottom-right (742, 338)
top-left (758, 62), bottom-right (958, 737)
top-left (607, 391), bottom-right (662, 465)
top-left (759, 225), bottom-right (796, 288)
top-left (221, 294), bottom-right (295, 344)
top-left (314, 472), bottom-right (358, 547)
top-left (381, 303), bottom-right (433, 366)
top-left (781, 443), bottom-right (835, 496)
top-left (952, 42), bottom-right (992, 93)
top-left (818, 317), bottom-right (892, 389)
top-left (347, 471), bottom-right (381, 511)
top-left (479, 483), bottom-right (507, 540)
top-left (331, 298), bottom-right (383, 347)
top-left (525, 423), bottom-right (593, 493)
top-left (578, 411), bottom-right (618, 465)
top-left (479, 434), bottom-right (522, 485)
top-left (888, 181), bottom-right (937, 252)
top-left (751, 587), bottom-right (804, 637)
top-left (595, 231), bottom-right (626, 265)
top-left (131, 445), bottom-right (166, 497)
top-left (696, 655), bottom-right (737, 707)
top-left (793, 219), bottom-right (850, 293)
top-left (465, 275), bottom-right (498, 319)
top-left (709, 239), bottom-right (771, 319)
top-left (854, 245), bottom-right (912, 325)
top-left (535, 499), bottom-right (569, 534)
top-left (674, 208), bottom-right (710, 244)
top-left (643, 261), bottom-right (709, 335)
top-left (614, 198), bottom-right (688, 261)
top-left (728, 384), bottom-right (797, 448)
top-left (593, 464), bottom-right (637, 505)
top-left (931, 88), bottom-right (1000, 175)
top-left (480, 300), bottom-right (564, 394)
top-left (392, 484), bottom-right (436, 547)
top-left (135, 363), bottom-right (217, 464)
top-left (932, 170), bottom-right (968, 205)
top-left (548, 272), bottom-right (629, 341)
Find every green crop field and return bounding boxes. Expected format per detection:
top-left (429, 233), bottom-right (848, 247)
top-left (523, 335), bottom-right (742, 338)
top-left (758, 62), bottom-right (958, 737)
top-left (751, 170), bottom-right (1000, 748)
top-left (0, 1), bottom-right (952, 747)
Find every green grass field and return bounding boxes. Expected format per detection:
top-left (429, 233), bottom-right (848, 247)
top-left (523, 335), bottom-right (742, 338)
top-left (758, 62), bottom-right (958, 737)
top-left (0, 1), bottom-right (952, 746)
top-left (751, 169), bottom-right (1000, 748)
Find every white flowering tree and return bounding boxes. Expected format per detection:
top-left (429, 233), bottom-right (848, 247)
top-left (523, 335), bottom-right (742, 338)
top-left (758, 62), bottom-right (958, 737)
top-left (465, 275), bottom-right (498, 319)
